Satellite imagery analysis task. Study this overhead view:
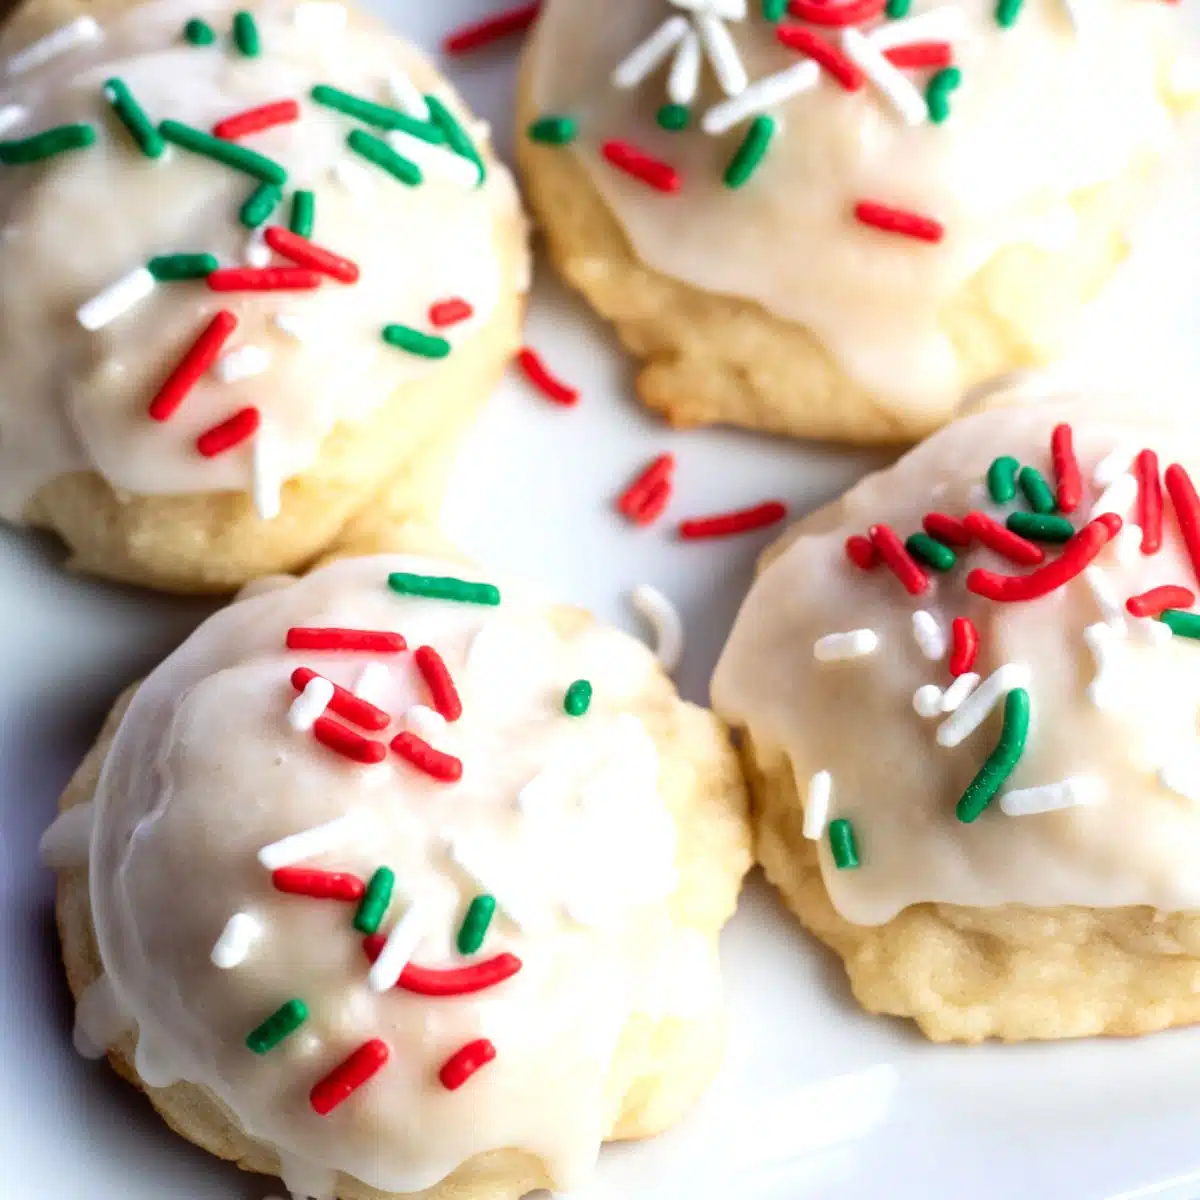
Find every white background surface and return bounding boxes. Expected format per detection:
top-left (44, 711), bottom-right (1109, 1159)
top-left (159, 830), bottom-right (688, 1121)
top-left (4, 2), bottom-right (1200, 1198)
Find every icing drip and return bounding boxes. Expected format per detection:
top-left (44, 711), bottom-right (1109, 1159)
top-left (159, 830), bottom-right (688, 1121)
top-left (72, 972), bottom-right (133, 1058)
top-left (39, 802), bottom-right (95, 868)
top-left (277, 1153), bottom-right (336, 1200)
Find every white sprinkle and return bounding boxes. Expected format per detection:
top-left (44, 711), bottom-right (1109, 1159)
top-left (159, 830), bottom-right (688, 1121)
top-left (669, 0), bottom-right (747, 18)
top-left (1001, 776), bottom-right (1104, 817)
top-left (273, 310), bottom-right (315, 343)
top-left (612, 16), bottom-right (690, 89)
top-left (215, 344), bottom-right (272, 383)
top-left (287, 675), bottom-right (334, 732)
top-left (367, 898), bottom-right (430, 992)
top-left (1092, 444), bottom-right (1137, 488)
top-left (913, 684), bottom-right (944, 718)
top-left (865, 6), bottom-right (969, 51)
top-left (1084, 566), bottom-right (1127, 631)
top-left (803, 771), bottom-right (831, 839)
top-left (385, 129), bottom-right (478, 187)
top-left (210, 913), bottom-right (260, 968)
top-left (251, 421), bottom-right (283, 521)
top-left (333, 157), bottom-right (374, 194)
top-left (354, 662), bottom-right (390, 706)
top-left (39, 802), bottom-right (95, 868)
top-left (667, 30), bottom-right (702, 105)
top-left (1088, 472), bottom-right (1137, 521)
top-left (937, 663), bottom-right (1030, 747)
top-left (702, 60), bottom-right (818, 133)
top-left (695, 12), bottom-right (748, 96)
top-left (0, 104), bottom-right (27, 135)
top-left (1159, 757), bottom-right (1200, 804)
top-left (244, 227), bottom-right (272, 267)
top-left (73, 973), bottom-right (132, 1060)
top-left (6, 16), bottom-right (100, 76)
top-left (1084, 621), bottom-right (1125, 711)
top-left (258, 812), bottom-right (359, 869)
top-left (1112, 522), bottom-right (1144, 570)
top-left (404, 704), bottom-right (447, 744)
top-left (448, 837), bottom-right (539, 930)
top-left (76, 267), bottom-right (155, 331)
top-left (911, 610), bottom-right (946, 661)
top-left (940, 671), bottom-right (979, 712)
top-left (630, 584), bottom-right (684, 673)
top-left (386, 68), bottom-right (431, 120)
top-left (813, 629), bottom-right (879, 662)
top-left (292, 1), bottom-right (346, 33)
top-left (841, 27), bottom-right (926, 126)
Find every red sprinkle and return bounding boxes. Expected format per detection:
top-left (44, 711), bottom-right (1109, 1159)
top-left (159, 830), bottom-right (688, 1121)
top-left (1135, 449), bottom-right (1163, 555)
top-left (438, 1038), bottom-right (496, 1091)
top-left (212, 99), bottom-right (299, 140)
top-left (286, 627), bottom-right (407, 653)
top-left (787, 0), bottom-right (886, 25)
top-left (845, 534), bottom-right (880, 570)
top-left (853, 200), bottom-right (944, 243)
top-left (207, 266), bottom-right (321, 292)
top-left (922, 512), bottom-right (972, 548)
top-left (776, 26), bottom-right (864, 89)
top-left (948, 617), bottom-right (979, 677)
top-left (967, 514), bottom-right (1122, 603)
top-left (962, 511), bottom-right (1045, 567)
top-left (147, 310), bottom-right (238, 422)
top-left (273, 867), bottom-right (365, 902)
top-left (601, 139), bottom-right (680, 194)
top-left (442, 1), bottom-right (539, 54)
top-left (429, 297), bottom-right (474, 328)
top-left (618, 454), bottom-right (675, 526)
top-left (310, 1038), bottom-right (389, 1115)
top-left (390, 731), bottom-right (463, 782)
top-left (1050, 424), bottom-right (1083, 515)
top-left (1165, 464), bottom-right (1200, 587)
top-left (313, 716), bottom-right (387, 764)
top-left (414, 646), bottom-right (463, 722)
top-left (679, 501), bottom-right (787, 540)
top-left (196, 406), bottom-right (260, 457)
top-left (868, 524), bottom-right (928, 595)
top-left (264, 226), bottom-right (359, 284)
top-left (291, 667), bottom-right (390, 732)
top-left (1126, 585), bottom-right (1195, 619)
top-left (363, 936), bottom-right (523, 996)
top-left (883, 41), bottom-right (953, 70)
top-left (517, 347), bottom-right (579, 406)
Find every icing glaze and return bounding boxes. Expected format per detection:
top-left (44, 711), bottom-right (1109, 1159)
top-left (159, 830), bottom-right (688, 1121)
top-left (0, 0), bottom-right (526, 519)
top-left (712, 401), bottom-right (1200, 926)
top-left (527, 0), bottom-right (1183, 417)
top-left (82, 553), bottom-right (710, 1194)
top-left (38, 799), bottom-right (94, 867)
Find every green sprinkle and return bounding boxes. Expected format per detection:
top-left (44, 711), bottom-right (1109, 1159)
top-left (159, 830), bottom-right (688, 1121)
top-left (829, 819), bottom-right (859, 870)
top-left (986, 455), bottom-right (1020, 504)
top-left (387, 572), bottom-right (501, 606)
top-left (233, 10), bottom-right (260, 56)
top-left (956, 688), bottom-right (1030, 824)
top-left (656, 103), bottom-right (690, 132)
top-left (425, 94), bottom-right (485, 185)
top-left (147, 253), bottom-right (218, 281)
top-left (1005, 512), bottom-right (1074, 543)
top-left (456, 894), bottom-right (496, 955)
top-left (354, 867), bottom-right (395, 935)
top-left (925, 66), bottom-right (962, 124)
top-left (310, 84), bottom-right (445, 143)
top-left (184, 18), bottom-right (215, 45)
top-left (905, 532), bottom-right (956, 572)
top-left (995, 0), bottom-right (1024, 27)
top-left (527, 114), bottom-right (578, 144)
top-left (0, 123), bottom-right (94, 164)
top-left (246, 998), bottom-right (307, 1054)
top-left (289, 189), bottom-right (314, 237)
top-left (239, 180), bottom-right (282, 228)
top-left (564, 680), bottom-right (593, 717)
top-left (723, 115), bottom-right (776, 190)
top-left (761, 0), bottom-right (787, 17)
top-left (1018, 466), bottom-right (1057, 515)
top-left (159, 120), bottom-right (287, 184)
top-left (382, 323), bottom-right (450, 358)
top-left (347, 129), bottom-right (422, 187)
top-left (103, 78), bottom-right (165, 159)
top-left (886, 0), bottom-right (912, 14)
top-left (1160, 609), bottom-right (1200, 640)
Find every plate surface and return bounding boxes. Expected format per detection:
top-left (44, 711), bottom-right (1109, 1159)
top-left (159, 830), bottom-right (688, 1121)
top-left (3, 3), bottom-right (1200, 1198)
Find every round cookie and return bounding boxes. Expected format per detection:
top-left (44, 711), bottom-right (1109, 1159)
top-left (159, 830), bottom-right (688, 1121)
top-left (41, 530), bottom-right (752, 1199)
top-left (713, 400), bottom-right (1200, 1043)
top-left (0, 0), bottom-right (528, 592)
top-left (519, 1), bottom-right (1188, 445)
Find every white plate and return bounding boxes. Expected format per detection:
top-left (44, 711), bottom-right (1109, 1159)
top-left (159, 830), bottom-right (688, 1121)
top-left (4, 3), bottom-right (1200, 1198)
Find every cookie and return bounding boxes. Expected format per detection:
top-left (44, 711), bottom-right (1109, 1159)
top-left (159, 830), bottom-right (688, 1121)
top-left (41, 526), bottom-right (752, 1199)
top-left (0, 0), bottom-right (528, 592)
top-left (712, 400), bottom-right (1200, 1042)
top-left (518, 1), bottom-right (1188, 445)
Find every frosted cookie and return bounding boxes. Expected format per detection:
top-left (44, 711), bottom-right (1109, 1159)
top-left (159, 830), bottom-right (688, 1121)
top-left (0, 0), bottom-right (527, 592)
top-left (519, 1), bottom-right (1188, 444)
top-left (42, 532), bottom-right (752, 1198)
top-left (713, 401), bottom-right (1200, 1042)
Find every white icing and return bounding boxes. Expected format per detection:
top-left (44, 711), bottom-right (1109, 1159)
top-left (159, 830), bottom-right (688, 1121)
top-left (630, 583), bottom-right (684, 673)
top-left (39, 801), bottom-right (95, 868)
top-left (73, 972), bottom-right (133, 1058)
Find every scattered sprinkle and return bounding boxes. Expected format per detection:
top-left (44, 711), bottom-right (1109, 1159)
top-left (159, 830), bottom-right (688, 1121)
top-left (233, 10), bottom-right (260, 57)
top-left (215, 344), bottom-right (272, 383)
top-left (456, 895), bottom-right (497, 955)
top-left (563, 679), bottom-right (593, 716)
top-left (1127, 586), bottom-right (1195, 619)
top-left (273, 867), bottom-right (365, 901)
top-left (1135, 449), bottom-right (1163, 555)
top-left (424, 94), bottom-right (486, 184)
top-left (679, 501), bottom-right (787, 540)
top-left (264, 226), bottom-right (359, 283)
top-left (940, 670), bottom-right (979, 713)
top-left (924, 65), bottom-right (961, 123)
top-left (288, 627), bottom-right (406, 653)
top-left (1050, 424), bottom-right (1082, 514)
top-left (414, 646), bottom-right (463, 721)
top-left (311, 84), bottom-right (443, 141)
top-left (148, 310), bottom-right (238, 420)
top-left (828, 817), bottom-right (859, 869)
top-left (913, 684), bottom-right (943, 718)
top-left (382, 323), bottom-right (450, 358)
top-left (813, 629), bottom-right (880, 662)
top-left (701, 61), bottom-right (818, 134)
top-left (937, 662), bottom-right (1030, 748)
top-left (613, 16), bottom-right (689, 89)
top-left (239, 180), bottom-right (282, 228)
top-left (948, 616), bottom-right (979, 677)
top-left (657, 102), bottom-right (691, 131)
top-left (429, 297), bottom-right (474, 327)
top-left (911, 610), bottom-right (946, 660)
top-left (995, 0), bottom-right (1024, 29)
top-left (246, 999), bottom-right (307, 1054)
top-left (160, 119), bottom-right (287, 183)
top-left (1005, 512), bottom-right (1073, 543)
top-left (258, 812), bottom-right (359, 869)
top-left (346, 128), bottom-right (423, 186)
top-left (1017, 465), bottom-right (1057, 515)
top-left (5, 16), bottom-right (100, 76)
top-left (527, 114), bottom-right (577, 144)
top-left (442, 2), bottom-right (540, 54)
top-left (310, 1038), bottom-right (389, 1114)
top-left (354, 868), bottom-right (395, 936)
top-left (438, 1037), bottom-right (496, 1090)
top-left (287, 674), bottom-right (334, 731)
top-left (214, 99), bottom-right (299, 140)
top-left (723, 115), bottom-right (776, 189)
top-left (77, 267), bottom-right (155, 331)
top-left (184, 18), bottom-right (215, 45)
top-left (667, 30), bottom-right (701, 106)
top-left (390, 731), bottom-right (463, 781)
top-left (845, 534), bottom-right (880, 570)
top-left (291, 668), bottom-right (390, 731)
top-left (776, 25), bottom-right (863, 90)
top-left (883, 40), bottom-right (952, 69)
top-left (0, 123), bottom-right (95, 164)
top-left (211, 913), bottom-right (260, 968)
top-left (956, 687), bottom-right (1030, 823)
top-left (841, 26), bottom-right (927, 124)
top-left (363, 936), bottom-right (523, 995)
top-left (905, 531), bottom-right (956, 572)
top-left (289, 189), bottom-right (315, 237)
top-left (986, 455), bottom-right (1020, 503)
top-left (387, 572), bottom-right (500, 606)
top-left (196, 406), bottom-right (261, 457)
top-left (602, 139), bottom-right (680, 193)
top-left (804, 771), bottom-right (832, 838)
top-left (147, 253), bottom-right (217, 281)
top-left (367, 899), bottom-right (430, 992)
top-left (868, 523), bottom-right (928, 594)
top-left (313, 716), bottom-right (387, 764)
top-left (1000, 776), bottom-right (1103, 817)
top-left (1159, 609), bottom-right (1200, 640)
top-left (250, 419), bottom-right (281, 513)
top-left (853, 198), bottom-right (942, 242)
top-left (103, 78), bottom-right (164, 158)
top-left (963, 510), bottom-right (1044, 566)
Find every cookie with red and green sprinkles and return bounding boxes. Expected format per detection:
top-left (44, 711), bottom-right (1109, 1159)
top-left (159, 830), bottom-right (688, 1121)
top-left (0, 0), bottom-right (528, 593)
top-left (518, 0), bottom-right (1192, 445)
top-left (713, 398), bottom-right (1200, 1043)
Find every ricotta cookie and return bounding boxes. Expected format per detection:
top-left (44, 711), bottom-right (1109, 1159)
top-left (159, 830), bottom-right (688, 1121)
top-left (519, 0), bottom-right (1188, 444)
top-left (713, 401), bottom-right (1200, 1042)
top-left (0, 0), bottom-right (527, 591)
